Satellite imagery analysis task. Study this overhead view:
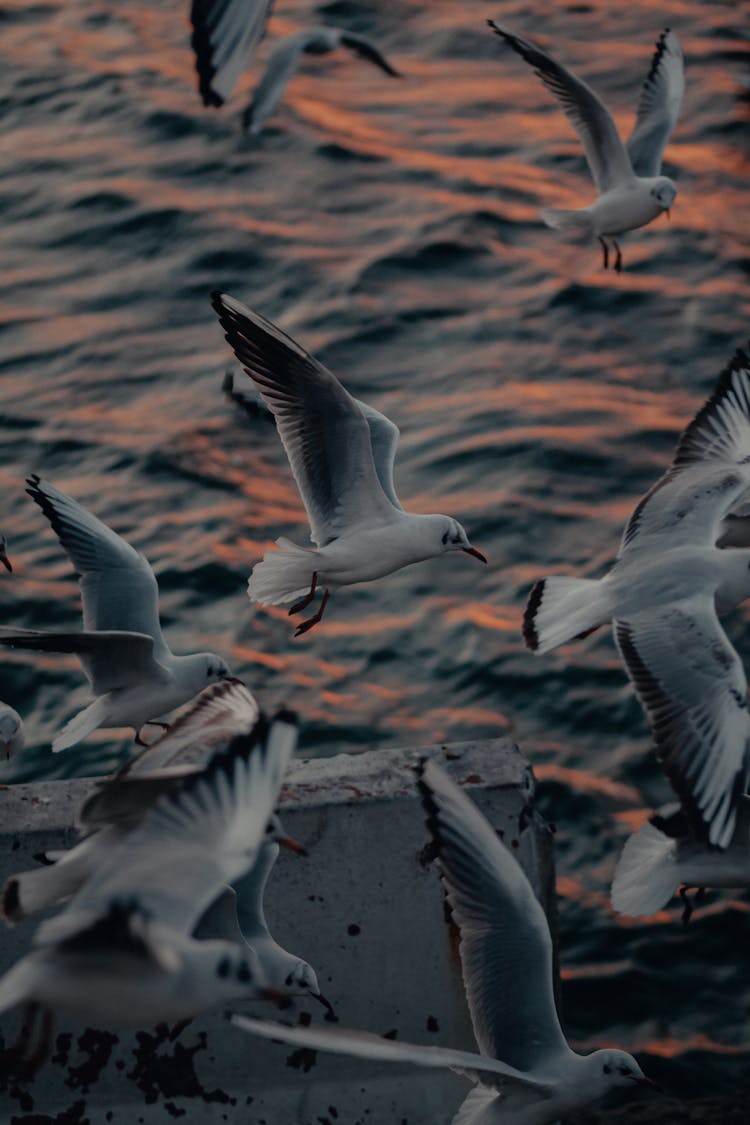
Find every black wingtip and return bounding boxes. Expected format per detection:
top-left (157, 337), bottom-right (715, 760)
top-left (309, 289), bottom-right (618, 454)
top-left (273, 706), bottom-right (298, 728)
top-left (673, 344), bottom-right (750, 468)
top-left (2, 878), bottom-right (20, 923)
top-left (522, 580), bottom-right (545, 651)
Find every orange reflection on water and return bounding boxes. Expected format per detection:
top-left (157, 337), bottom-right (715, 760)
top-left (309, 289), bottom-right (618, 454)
top-left (639, 1032), bottom-right (748, 1059)
top-left (444, 601), bottom-right (519, 633)
top-left (535, 762), bottom-right (641, 803)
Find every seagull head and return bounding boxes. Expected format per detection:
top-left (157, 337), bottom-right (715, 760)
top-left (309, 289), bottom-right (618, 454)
top-left (0, 707), bottom-right (24, 759)
top-left (650, 176), bottom-right (677, 217)
top-left (589, 1048), bottom-right (661, 1093)
top-left (203, 655), bottom-right (233, 684)
top-left (437, 517), bottom-right (487, 564)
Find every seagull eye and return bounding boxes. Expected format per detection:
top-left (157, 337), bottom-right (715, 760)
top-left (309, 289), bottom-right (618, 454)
top-left (216, 956), bottom-right (231, 979)
top-left (236, 962), bottom-right (252, 983)
top-left (603, 1064), bottom-right (612, 1074)
top-left (441, 530), bottom-right (450, 545)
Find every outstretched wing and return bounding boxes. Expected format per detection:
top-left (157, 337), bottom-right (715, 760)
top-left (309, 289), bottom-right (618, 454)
top-left (242, 30), bottom-right (314, 134)
top-left (0, 626), bottom-right (166, 695)
top-left (418, 759), bottom-right (568, 1071)
top-left (488, 21), bottom-right (634, 193)
top-left (190, 0), bottom-right (273, 107)
top-left (626, 29), bottom-right (684, 177)
top-left (620, 347), bottom-right (750, 554)
top-left (212, 292), bottom-right (400, 546)
top-left (615, 606), bottom-right (749, 849)
top-left (26, 476), bottom-right (169, 659)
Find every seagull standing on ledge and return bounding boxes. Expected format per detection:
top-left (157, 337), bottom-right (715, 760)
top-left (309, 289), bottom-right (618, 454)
top-left (232, 759), bottom-right (657, 1123)
top-left (211, 292), bottom-right (486, 636)
top-left (488, 23), bottom-right (684, 272)
top-left (0, 477), bottom-right (232, 752)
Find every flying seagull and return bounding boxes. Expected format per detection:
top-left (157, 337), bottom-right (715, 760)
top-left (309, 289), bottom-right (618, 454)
top-left (242, 26), bottom-right (401, 135)
top-left (0, 477), bottom-right (231, 752)
top-left (524, 346), bottom-right (750, 848)
top-left (0, 703), bottom-right (24, 760)
top-left (211, 292), bottom-right (486, 635)
top-left (0, 711), bottom-right (298, 1034)
top-left (488, 22), bottom-right (684, 271)
top-left (232, 758), bottom-right (656, 1123)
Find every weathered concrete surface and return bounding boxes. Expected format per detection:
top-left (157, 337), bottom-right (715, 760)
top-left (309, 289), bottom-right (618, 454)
top-left (0, 739), bottom-right (555, 1124)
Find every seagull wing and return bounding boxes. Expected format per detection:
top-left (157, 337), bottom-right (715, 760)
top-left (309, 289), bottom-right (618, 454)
top-left (626, 29), bottom-right (684, 177)
top-left (36, 711), bottom-right (297, 944)
top-left (231, 1016), bottom-right (553, 1095)
top-left (0, 626), bottom-right (167, 695)
top-left (417, 759), bottom-right (569, 1071)
top-left (615, 605), bottom-right (750, 849)
top-left (339, 32), bottom-right (401, 77)
top-left (190, 0), bottom-right (273, 106)
top-left (621, 348), bottom-right (750, 553)
top-left (353, 398), bottom-right (403, 510)
top-left (26, 476), bottom-right (169, 660)
top-left (488, 21), bottom-right (634, 193)
top-left (242, 30), bottom-right (315, 134)
top-left (212, 292), bottom-right (400, 546)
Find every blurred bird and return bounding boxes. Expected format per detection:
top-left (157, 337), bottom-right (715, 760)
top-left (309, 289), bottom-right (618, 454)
top-left (211, 292), bottom-right (486, 635)
top-left (488, 23), bottom-right (684, 271)
top-left (190, 0), bottom-right (274, 107)
top-left (0, 703), bottom-right (24, 760)
top-left (0, 477), bottom-right (232, 752)
top-left (233, 758), bottom-right (656, 1123)
top-left (524, 347), bottom-right (750, 848)
top-left (242, 26), bottom-right (401, 135)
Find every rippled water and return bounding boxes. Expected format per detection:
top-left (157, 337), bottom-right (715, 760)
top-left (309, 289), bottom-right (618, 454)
top-left (2, 0), bottom-right (749, 1101)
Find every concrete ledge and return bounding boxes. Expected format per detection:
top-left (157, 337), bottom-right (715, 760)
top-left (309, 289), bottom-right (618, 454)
top-left (0, 739), bottom-right (556, 1124)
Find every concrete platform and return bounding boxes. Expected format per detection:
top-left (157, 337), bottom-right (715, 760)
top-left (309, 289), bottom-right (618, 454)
top-left (0, 738), bottom-right (555, 1124)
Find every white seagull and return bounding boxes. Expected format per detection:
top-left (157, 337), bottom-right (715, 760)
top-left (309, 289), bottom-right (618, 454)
top-left (612, 799), bottom-right (750, 922)
top-left (488, 22), bottom-right (684, 272)
top-left (242, 26), bottom-right (401, 135)
top-left (524, 346), bottom-right (750, 848)
top-left (211, 292), bottom-right (486, 635)
top-left (0, 703), bottom-right (24, 760)
top-left (0, 533), bottom-right (11, 572)
top-left (2, 679), bottom-right (262, 923)
top-left (232, 758), bottom-right (656, 1123)
top-left (190, 0), bottom-right (274, 107)
top-left (0, 710), bottom-right (298, 1031)
top-left (0, 476), bottom-right (232, 752)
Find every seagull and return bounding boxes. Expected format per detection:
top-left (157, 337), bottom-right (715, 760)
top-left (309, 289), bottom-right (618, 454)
top-left (242, 26), bottom-right (401, 135)
top-left (211, 292), bottom-right (486, 635)
top-left (612, 798), bottom-right (750, 922)
top-left (0, 476), bottom-right (232, 752)
top-left (488, 22), bottom-right (684, 272)
top-left (524, 346), bottom-right (750, 848)
top-left (2, 679), bottom-right (262, 923)
top-left (0, 703), bottom-right (24, 760)
top-left (0, 710), bottom-right (298, 1031)
top-left (190, 0), bottom-right (274, 107)
top-left (232, 758), bottom-right (656, 1123)
top-left (0, 533), bottom-right (12, 573)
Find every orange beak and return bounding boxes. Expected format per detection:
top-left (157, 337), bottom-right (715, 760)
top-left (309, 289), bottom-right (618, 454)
top-left (462, 547), bottom-right (488, 563)
top-left (278, 835), bottom-right (309, 857)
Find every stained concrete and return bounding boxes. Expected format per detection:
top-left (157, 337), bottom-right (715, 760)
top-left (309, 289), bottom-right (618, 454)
top-left (0, 738), bottom-right (555, 1124)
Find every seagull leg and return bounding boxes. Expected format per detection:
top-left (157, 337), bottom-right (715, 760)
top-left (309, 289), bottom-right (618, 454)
top-left (598, 236), bottom-right (609, 270)
top-left (679, 885), bottom-right (694, 926)
top-left (294, 589), bottom-right (331, 637)
top-left (288, 572), bottom-right (318, 616)
top-left (613, 240), bottom-right (623, 273)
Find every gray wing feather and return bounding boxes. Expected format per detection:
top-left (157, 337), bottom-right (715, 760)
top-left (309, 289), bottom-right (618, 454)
top-left (626, 29), bottom-right (684, 176)
top-left (191, 0), bottom-right (273, 106)
top-left (0, 626), bottom-right (165, 695)
top-left (488, 22), bottom-right (633, 193)
top-left (242, 30), bottom-right (313, 134)
top-left (211, 292), bottom-right (399, 546)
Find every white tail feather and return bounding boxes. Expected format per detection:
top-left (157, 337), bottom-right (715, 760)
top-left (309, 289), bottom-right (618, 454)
top-left (524, 576), bottom-right (608, 654)
top-left (540, 207), bottom-right (594, 235)
top-left (611, 821), bottom-right (679, 916)
top-left (53, 695), bottom-right (111, 753)
top-left (247, 538), bottom-right (317, 606)
top-left (3, 836), bottom-right (105, 923)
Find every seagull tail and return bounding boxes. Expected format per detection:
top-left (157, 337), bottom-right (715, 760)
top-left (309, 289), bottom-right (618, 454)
top-left (611, 820), bottom-right (679, 917)
top-left (523, 575), bottom-right (608, 654)
top-left (247, 538), bottom-right (318, 606)
top-left (540, 206), bottom-right (594, 236)
top-left (2, 861), bottom-right (85, 924)
top-left (52, 695), bottom-right (111, 754)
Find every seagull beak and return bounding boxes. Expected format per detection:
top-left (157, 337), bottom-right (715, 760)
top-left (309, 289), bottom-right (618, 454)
top-left (277, 835), bottom-right (309, 857)
top-left (665, 209), bottom-right (671, 220)
top-left (0, 552), bottom-right (12, 573)
top-left (313, 992), bottom-right (337, 1020)
top-left (634, 1076), bottom-right (663, 1093)
top-left (462, 546), bottom-right (487, 564)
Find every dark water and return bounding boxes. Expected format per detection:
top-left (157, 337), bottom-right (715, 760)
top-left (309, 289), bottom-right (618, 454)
top-left (1, 0), bottom-right (749, 1099)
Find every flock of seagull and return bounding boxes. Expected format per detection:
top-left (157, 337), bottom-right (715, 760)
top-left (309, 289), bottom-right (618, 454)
top-left (1, 7), bottom-right (747, 1124)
